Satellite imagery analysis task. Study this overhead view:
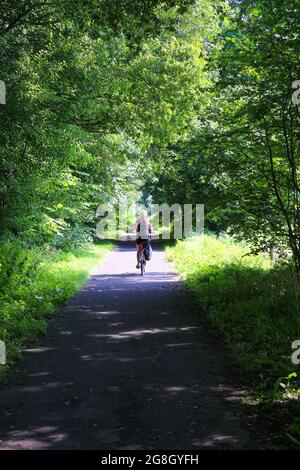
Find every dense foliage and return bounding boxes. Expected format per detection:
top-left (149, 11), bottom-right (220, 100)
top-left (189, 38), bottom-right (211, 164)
top-left (0, 0), bottom-right (219, 247)
top-left (3, 1), bottom-right (299, 266)
top-left (147, 0), bottom-right (300, 270)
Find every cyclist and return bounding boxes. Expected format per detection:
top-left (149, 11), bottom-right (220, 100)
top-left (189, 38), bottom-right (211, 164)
top-left (135, 210), bottom-right (152, 269)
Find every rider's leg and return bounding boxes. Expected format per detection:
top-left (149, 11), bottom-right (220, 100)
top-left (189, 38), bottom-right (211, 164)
top-left (136, 244), bottom-right (142, 268)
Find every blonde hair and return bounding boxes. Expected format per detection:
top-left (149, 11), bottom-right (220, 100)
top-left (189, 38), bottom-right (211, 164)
top-left (140, 209), bottom-right (147, 219)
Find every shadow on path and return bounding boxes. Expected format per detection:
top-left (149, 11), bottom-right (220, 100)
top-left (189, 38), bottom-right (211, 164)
top-left (0, 243), bottom-right (250, 450)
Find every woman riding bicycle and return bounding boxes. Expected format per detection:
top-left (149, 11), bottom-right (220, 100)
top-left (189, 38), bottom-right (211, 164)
top-left (135, 210), bottom-right (152, 269)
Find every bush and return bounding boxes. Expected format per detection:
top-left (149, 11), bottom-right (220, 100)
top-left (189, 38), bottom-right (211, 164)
top-left (167, 235), bottom-right (300, 385)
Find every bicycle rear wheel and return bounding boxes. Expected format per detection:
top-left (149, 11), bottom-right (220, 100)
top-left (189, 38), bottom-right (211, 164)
top-left (140, 253), bottom-right (145, 276)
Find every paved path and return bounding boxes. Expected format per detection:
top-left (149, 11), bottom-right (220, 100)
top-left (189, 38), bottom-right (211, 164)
top-left (0, 243), bottom-right (250, 449)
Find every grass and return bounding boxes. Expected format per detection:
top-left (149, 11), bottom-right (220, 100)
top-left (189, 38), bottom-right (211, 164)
top-left (167, 234), bottom-right (300, 447)
top-left (0, 240), bottom-right (113, 372)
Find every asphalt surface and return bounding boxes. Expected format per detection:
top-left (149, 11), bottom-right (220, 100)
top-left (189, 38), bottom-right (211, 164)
top-left (0, 243), bottom-right (250, 450)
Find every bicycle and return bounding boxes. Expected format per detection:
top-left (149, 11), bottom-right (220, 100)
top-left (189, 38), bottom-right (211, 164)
top-left (139, 245), bottom-right (146, 276)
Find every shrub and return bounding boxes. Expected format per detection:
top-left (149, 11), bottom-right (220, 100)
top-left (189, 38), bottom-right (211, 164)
top-left (167, 235), bottom-right (300, 385)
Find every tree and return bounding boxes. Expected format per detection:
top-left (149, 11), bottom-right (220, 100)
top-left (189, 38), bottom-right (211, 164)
top-left (147, 0), bottom-right (300, 270)
top-left (0, 0), bottom-right (220, 248)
